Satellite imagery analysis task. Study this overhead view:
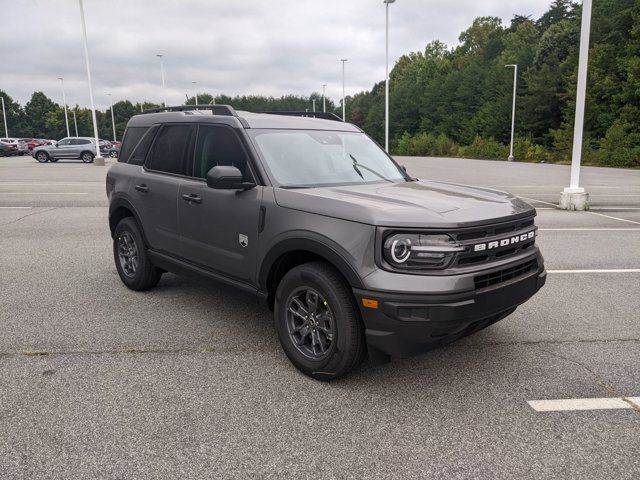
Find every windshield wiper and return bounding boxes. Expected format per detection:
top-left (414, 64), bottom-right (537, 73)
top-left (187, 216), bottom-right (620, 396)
top-left (349, 155), bottom-right (394, 183)
top-left (279, 184), bottom-right (314, 189)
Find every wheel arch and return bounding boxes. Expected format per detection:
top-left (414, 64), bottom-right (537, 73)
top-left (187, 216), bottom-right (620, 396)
top-left (259, 237), bottom-right (364, 310)
top-left (108, 198), bottom-right (148, 244)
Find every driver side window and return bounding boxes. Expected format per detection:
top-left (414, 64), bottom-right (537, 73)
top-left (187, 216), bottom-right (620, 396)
top-left (193, 125), bottom-right (251, 180)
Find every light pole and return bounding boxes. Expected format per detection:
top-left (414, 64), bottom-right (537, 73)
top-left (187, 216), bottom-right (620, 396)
top-left (341, 59), bottom-right (348, 121)
top-left (107, 93), bottom-right (116, 141)
top-left (192, 81), bottom-right (198, 106)
top-left (560, 0), bottom-right (592, 211)
top-left (505, 64), bottom-right (517, 161)
top-left (58, 77), bottom-right (70, 137)
top-left (157, 54), bottom-right (166, 107)
top-left (384, 0), bottom-right (396, 153)
top-left (72, 110), bottom-right (78, 137)
top-left (78, 0), bottom-right (103, 165)
top-left (312, 99), bottom-right (316, 112)
top-left (1, 96), bottom-right (7, 138)
top-left (322, 84), bottom-right (327, 112)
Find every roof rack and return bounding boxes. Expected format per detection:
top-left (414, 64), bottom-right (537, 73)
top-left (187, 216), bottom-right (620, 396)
top-left (260, 111), bottom-right (343, 122)
top-left (141, 105), bottom-right (238, 116)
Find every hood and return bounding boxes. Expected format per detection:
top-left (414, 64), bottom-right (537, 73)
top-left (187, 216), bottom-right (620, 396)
top-left (274, 180), bottom-right (535, 228)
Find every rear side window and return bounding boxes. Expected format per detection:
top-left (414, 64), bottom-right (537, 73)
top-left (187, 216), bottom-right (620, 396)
top-left (118, 127), bottom-right (147, 163)
top-left (146, 125), bottom-right (194, 175)
top-left (193, 125), bottom-right (251, 180)
top-left (128, 126), bottom-right (157, 165)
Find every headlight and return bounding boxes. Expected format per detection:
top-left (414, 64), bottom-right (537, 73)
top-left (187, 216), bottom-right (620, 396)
top-left (382, 233), bottom-right (465, 270)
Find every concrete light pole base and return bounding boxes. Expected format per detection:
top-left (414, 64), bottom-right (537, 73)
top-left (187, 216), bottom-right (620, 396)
top-left (94, 156), bottom-right (105, 166)
top-left (508, 155), bottom-right (514, 162)
top-left (559, 188), bottom-right (589, 210)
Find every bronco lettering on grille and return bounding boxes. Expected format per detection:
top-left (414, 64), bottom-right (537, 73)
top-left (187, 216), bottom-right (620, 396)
top-left (473, 231), bottom-right (535, 252)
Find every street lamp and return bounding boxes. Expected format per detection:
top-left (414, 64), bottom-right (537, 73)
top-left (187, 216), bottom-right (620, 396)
top-left (107, 93), bottom-right (116, 141)
top-left (58, 77), bottom-right (70, 137)
top-left (322, 84), bottom-right (327, 112)
top-left (560, 0), bottom-right (592, 210)
top-left (505, 64), bottom-right (517, 161)
top-left (72, 110), bottom-right (78, 137)
top-left (1, 96), bottom-right (7, 138)
top-left (77, 0), bottom-right (103, 166)
top-left (312, 99), bottom-right (316, 112)
top-left (384, 0), bottom-right (396, 153)
top-left (157, 54), bottom-right (166, 107)
top-left (192, 81), bottom-right (198, 106)
top-left (341, 59), bottom-right (348, 121)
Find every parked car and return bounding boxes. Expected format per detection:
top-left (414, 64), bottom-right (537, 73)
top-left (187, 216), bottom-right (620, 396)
top-left (0, 141), bottom-right (20, 156)
top-left (0, 138), bottom-right (28, 155)
top-left (32, 137), bottom-right (99, 163)
top-left (108, 141), bottom-right (121, 158)
top-left (107, 105), bottom-right (546, 380)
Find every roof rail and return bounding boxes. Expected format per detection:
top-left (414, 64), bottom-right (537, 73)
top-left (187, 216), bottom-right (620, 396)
top-left (260, 111), bottom-right (343, 122)
top-left (141, 105), bottom-right (238, 116)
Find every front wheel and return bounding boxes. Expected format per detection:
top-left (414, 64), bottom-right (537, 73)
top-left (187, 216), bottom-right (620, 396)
top-left (109, 150), bottom-right (118, 158)
top-left (35, 151), bottom-right (49, 163)
top-left (113, 217), bottom-right (162, 291)
top-left (274, 262), bottom-right (366, 380)
top-left (81, 151), bottom-right (94, 163)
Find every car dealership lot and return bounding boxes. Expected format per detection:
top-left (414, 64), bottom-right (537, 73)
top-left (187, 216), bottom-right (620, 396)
top-left (1, 155), bottom-right (638, 479)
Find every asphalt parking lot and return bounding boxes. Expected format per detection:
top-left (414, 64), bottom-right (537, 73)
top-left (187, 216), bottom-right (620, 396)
top-left (1, 155), bottom-right (639, 479)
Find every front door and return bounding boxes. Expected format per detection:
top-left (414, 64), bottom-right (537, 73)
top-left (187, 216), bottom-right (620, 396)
top-left (177, 125), bottom-right (262, 284)
top-left (51, 138), bottom-right (74, 159)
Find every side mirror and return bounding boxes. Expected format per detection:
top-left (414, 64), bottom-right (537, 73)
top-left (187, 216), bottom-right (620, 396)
top-left (206, 165), bottom-right (255, 190)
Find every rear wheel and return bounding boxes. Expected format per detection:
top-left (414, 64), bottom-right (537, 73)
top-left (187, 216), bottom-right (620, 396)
top-left (274, 262), bottom-right (366, 380)
top-left (109, 150), bottom-right (118, 158)
top-left (35, 151), bottom-right (49, 163)
top-left (81, 151), bottom-right (94, 163)
top-left (113, 217), bottom-right (162, 291)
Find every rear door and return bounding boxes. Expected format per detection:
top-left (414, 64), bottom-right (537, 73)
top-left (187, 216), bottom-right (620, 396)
top-left (177, 124), bottom-right (262, 284)
top-left (72, 138), bottom-right (92, 157)
top-left (131, 124), bottom-right (196, 254)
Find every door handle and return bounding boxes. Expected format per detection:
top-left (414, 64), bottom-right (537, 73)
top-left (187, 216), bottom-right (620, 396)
top-left (181, 193), bottom-right (202, 204)
top-left (134, 184), bottom-right (149, 193)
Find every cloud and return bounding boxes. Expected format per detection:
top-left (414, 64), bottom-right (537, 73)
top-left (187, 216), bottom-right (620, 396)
top-left (1, 0), bottom-right (552, 109)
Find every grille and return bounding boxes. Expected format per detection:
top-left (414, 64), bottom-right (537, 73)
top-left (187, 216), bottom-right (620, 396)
top-left (474, 259), bottom-right (538, 290)
top-left (453, 216), bottom-right (536, 267)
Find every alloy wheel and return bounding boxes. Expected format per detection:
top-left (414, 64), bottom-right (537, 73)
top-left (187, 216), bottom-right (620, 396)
top-left (285, 287), bottom-right (335, 360)
top-left (117, 231), bottom-right (138, 278)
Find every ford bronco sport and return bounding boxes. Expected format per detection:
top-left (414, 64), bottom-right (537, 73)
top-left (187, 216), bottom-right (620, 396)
top-left (107, 105), bottom-right (546, 380)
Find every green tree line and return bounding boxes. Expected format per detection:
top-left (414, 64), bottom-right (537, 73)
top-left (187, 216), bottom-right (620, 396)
top-left (1, 0), bottom-right (638, 167)
top-left (345, 0), bottom-right (640, 168)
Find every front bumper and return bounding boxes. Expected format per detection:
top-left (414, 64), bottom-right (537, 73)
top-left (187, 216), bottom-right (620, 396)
top-left (353, 257), bottom-right (546, 358)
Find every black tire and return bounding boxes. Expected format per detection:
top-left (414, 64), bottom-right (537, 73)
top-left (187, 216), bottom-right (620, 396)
top-left (81, 151), bottom-right (94, 163)
top-left (113, 217), bottom-right (162, 291)
top-left (274, 262), bottom-right (366, 380)
top-left (35, 151), bottom-right (49, 163)
top-left (49, 158), bottom-right (59, 163)
top-left (109, 150), bottom-right (118, 158)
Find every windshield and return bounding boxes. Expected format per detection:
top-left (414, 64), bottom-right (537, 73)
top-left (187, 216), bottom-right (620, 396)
top-left (249, 129), bottom-right (408, 187)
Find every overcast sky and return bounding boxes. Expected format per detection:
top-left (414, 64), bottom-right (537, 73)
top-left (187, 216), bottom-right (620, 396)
top-left (2, 0), bottom-right (552, 109)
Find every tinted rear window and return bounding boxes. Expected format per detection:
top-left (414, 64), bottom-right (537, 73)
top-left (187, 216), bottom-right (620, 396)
top-left (118, 127), bottom-right (148, 163)
top-left (146, 125), bottom-right (194, 175)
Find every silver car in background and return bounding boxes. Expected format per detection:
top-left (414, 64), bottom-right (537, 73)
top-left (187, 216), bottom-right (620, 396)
top-left (32, 137), bottom-right (111, 163)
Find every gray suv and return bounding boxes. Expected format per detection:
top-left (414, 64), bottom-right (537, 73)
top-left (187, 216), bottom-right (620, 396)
top-left (107, 105), bottom-right (546, 380)
top-left (33, 137), bottom-right (110, 163)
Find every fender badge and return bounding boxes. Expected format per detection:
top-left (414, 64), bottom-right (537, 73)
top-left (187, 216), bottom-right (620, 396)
top-left (239, 234), bottom-right (248, 248)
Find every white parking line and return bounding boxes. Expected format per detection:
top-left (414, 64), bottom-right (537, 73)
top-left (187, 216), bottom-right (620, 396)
top-left (528, 397), bottom-right (640, 412)
top-left (547, 269), bottom-right (640, 273)
top-left (0, 182), bottom-right (103, 186)
top-left (0, 206), bottom-right (33, 209)
top-left (522, 193), bottom-right (640, 197)
top-left (587, 211), bottom-right (640, 226)
top-left (539, 228), bottom-right (640, 231)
